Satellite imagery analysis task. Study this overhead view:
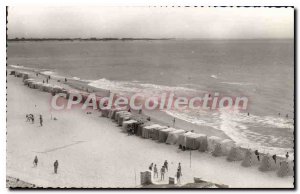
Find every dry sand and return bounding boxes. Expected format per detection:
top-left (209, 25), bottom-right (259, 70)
top-left (7, 75), bottom-right (293, 188)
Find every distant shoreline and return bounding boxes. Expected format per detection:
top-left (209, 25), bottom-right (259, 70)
top-left (7, 38), bottom-right (293, 42)
top-left (7, 38), bottom-right (174, 42)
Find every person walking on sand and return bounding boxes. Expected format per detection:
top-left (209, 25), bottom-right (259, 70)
top-left (54, 160), bottom-right (59, 174)
top-left (254, 150), bottom-right (260, 161)
top-left (173, 118), bottom-right (176, 126)
top-left (164, 160), bottom-right (168, 172)
top-left (31, 114), bottom-right (34, 124)
top-left (286, 152), bottom-right (289, 159)
top-left (33, 156), bottom-right (38, 167)
top-left (160, 166), bottom-right (165, 181)
top-left (176, 169), bottom-right (182, 184)
top-left (26, 114), bottom-right (30, 122)
top-left (39, 115), bottom-right (43, 127)
top-left (178, 163), bottom-right (182, 172)
top-left (153, 164), bottom-right (158, 178)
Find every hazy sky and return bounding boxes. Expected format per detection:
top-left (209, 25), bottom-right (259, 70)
top-left (7, 7), bottom-right (294, 39)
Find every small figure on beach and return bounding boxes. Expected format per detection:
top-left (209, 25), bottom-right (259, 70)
top-left (160, 166), bottom-right (165, 181)
top-left (153, 164), bottom-right (158, 178)
top-left (149, 163), bottom-right (153, 171)
top-left (54, 160), bottom-right (59, 174)
top-left (286, 152), bottom-right (289, 159)
top-left (128, 108), bottom-right (131, 113)
top-left (33, 156), bottom-right (38, 167)
top-left (272, 154), bottom-right (277, 163)
top-left (28, 114), bottom-right (34, 124)
top-left (43, 80), bottom-right (45, 84)
top-left (147, 117), bottom-right (151, 121)
top-left (26, 114), bottom-right (30, 122)
top-left (172, 118), bottom-right (175, 127)
top-left (46, 79), bottom-right (48, 84)
top-left (254, 150), bottom-right (260, 161)
top-left (163, 160), bottom-right (168, 172)
top-left (138, 109), bottom-right (142, 114)
top-left (48, 75), bottom-right (51, 80)
top-left (39, 115), bottom-right (43, 127)
top-left (177, 163), bottom-right (182, 175)
top-left (176, 169), bottom-right (182, 184)
top-left (247, 112), bottom-right (250, 116)
top-left (36, 73), bottom-right (38, 77)
top-left (65, 78), bottom-right (67, 82)
top-left (286, 114), bottom-right (289, 118)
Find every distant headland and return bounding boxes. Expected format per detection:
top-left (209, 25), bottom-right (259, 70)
top-left (7, 37), bottom-right (174, 41)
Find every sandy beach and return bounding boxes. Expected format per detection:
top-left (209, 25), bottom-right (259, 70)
top-left (6, 74), bottom-right (293, 188)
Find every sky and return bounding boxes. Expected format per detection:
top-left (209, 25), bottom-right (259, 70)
top-left (7, 7), bottom-right (294, 39)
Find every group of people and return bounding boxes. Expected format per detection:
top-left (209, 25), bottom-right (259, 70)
top-left (149, 160), bottom-right (183, 184)
top-left (254, 150), bottom-right (290, 163)
top-left (26, 114), bottom-right (43, 126)
top-left (26, 114), bottom-right (35, 123)
top-left (33, 156), bottom-right (59, 174)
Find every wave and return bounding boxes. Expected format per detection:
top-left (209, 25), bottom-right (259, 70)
top-left (220, 81), bottom-right (254, 86)
top-left (165, 108), bottom-right (293, 156)
top-left (88, 78), bottom-right (199, 96)
top-left (210, 74), bottom-right (218, 79)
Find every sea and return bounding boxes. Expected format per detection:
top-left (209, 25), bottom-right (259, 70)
top-left (7, 39), bottom-right (294, 156)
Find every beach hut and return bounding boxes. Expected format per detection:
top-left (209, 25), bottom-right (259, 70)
top-left (122, 119), bottom-right (138, 132)
top-left (114, 111), bottom-right (124, 121)
top-left (15, 71), bottom-right (22, 77)
top-left (109, 109), bottom-right (122, 120)
top-left (53, 86), bottom-right (63, 93)
top-left (277, 160), bottom-right (293, 177)
top-left (10, 70), bottom-right (16, 75)
top-left (108, 109), bottom-right (117, 119)
top-left (241, 149), bottom-right (260, 167)
top-left (24, 78), bottom-right (34, 85)
top-left (136, 123), bottom-right (146, 137)
top-left (28, 81), bottom-right (42, 89)
top-left (220, 139), bottom-right (235, 155)
top-left (212, 139), bottom-right (235, 156)
top-left (227, 146), bottom-right (245, 162)
top-left (151, 125), bottom-right (168, 140)
top-left (186, 134), bottom-right (206, 150)
top-left (165, 129), bottom-right (185, 144)
top-left (118, 112), bottom-right (132, 126)
top-left (198, 135), bottom-right (208, 152)
top-left (101, 109), bottom-right (110, 117)
top-left (158, 128), bottom-right (177, 143)
top-left (177, 132), bottom-right (194, 150)
top-left (129, 121), bottom-right (144, 135)
top-left (142, 124), bottom-right (160, 139)
top-left (258, 155), bottom-right (277, 172)
top-left (212, 143), bottom-right (223, 157)
top-left (35, 82), bottom-right (44, 90)
top-left (22, 73), bottom-right (29, 81)
top-left (207, 136), bottom-right (222, 152)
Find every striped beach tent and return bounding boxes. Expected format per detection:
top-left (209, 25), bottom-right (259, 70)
top-left (165, 129), bottom-right (185, 144)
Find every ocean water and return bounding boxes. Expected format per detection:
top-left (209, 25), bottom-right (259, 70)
top-left (7, 39), bottom-right (294, 156)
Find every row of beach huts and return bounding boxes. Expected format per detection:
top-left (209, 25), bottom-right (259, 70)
top-left (11, 70), bottom-right (294, 178)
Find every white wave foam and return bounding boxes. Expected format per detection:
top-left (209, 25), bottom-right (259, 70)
top-left (210, 74), bottom-right (218, 79)
top-left (164, 108), bottom-right (293, 156)
top-left (9, 65), bottom-right (25, 69)
top-left (41, 71), bottom-right (55, 75)
top-left (88, 78), bottom-right (198, 96)
top-left (220, 81), bottom-right (254, 86)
